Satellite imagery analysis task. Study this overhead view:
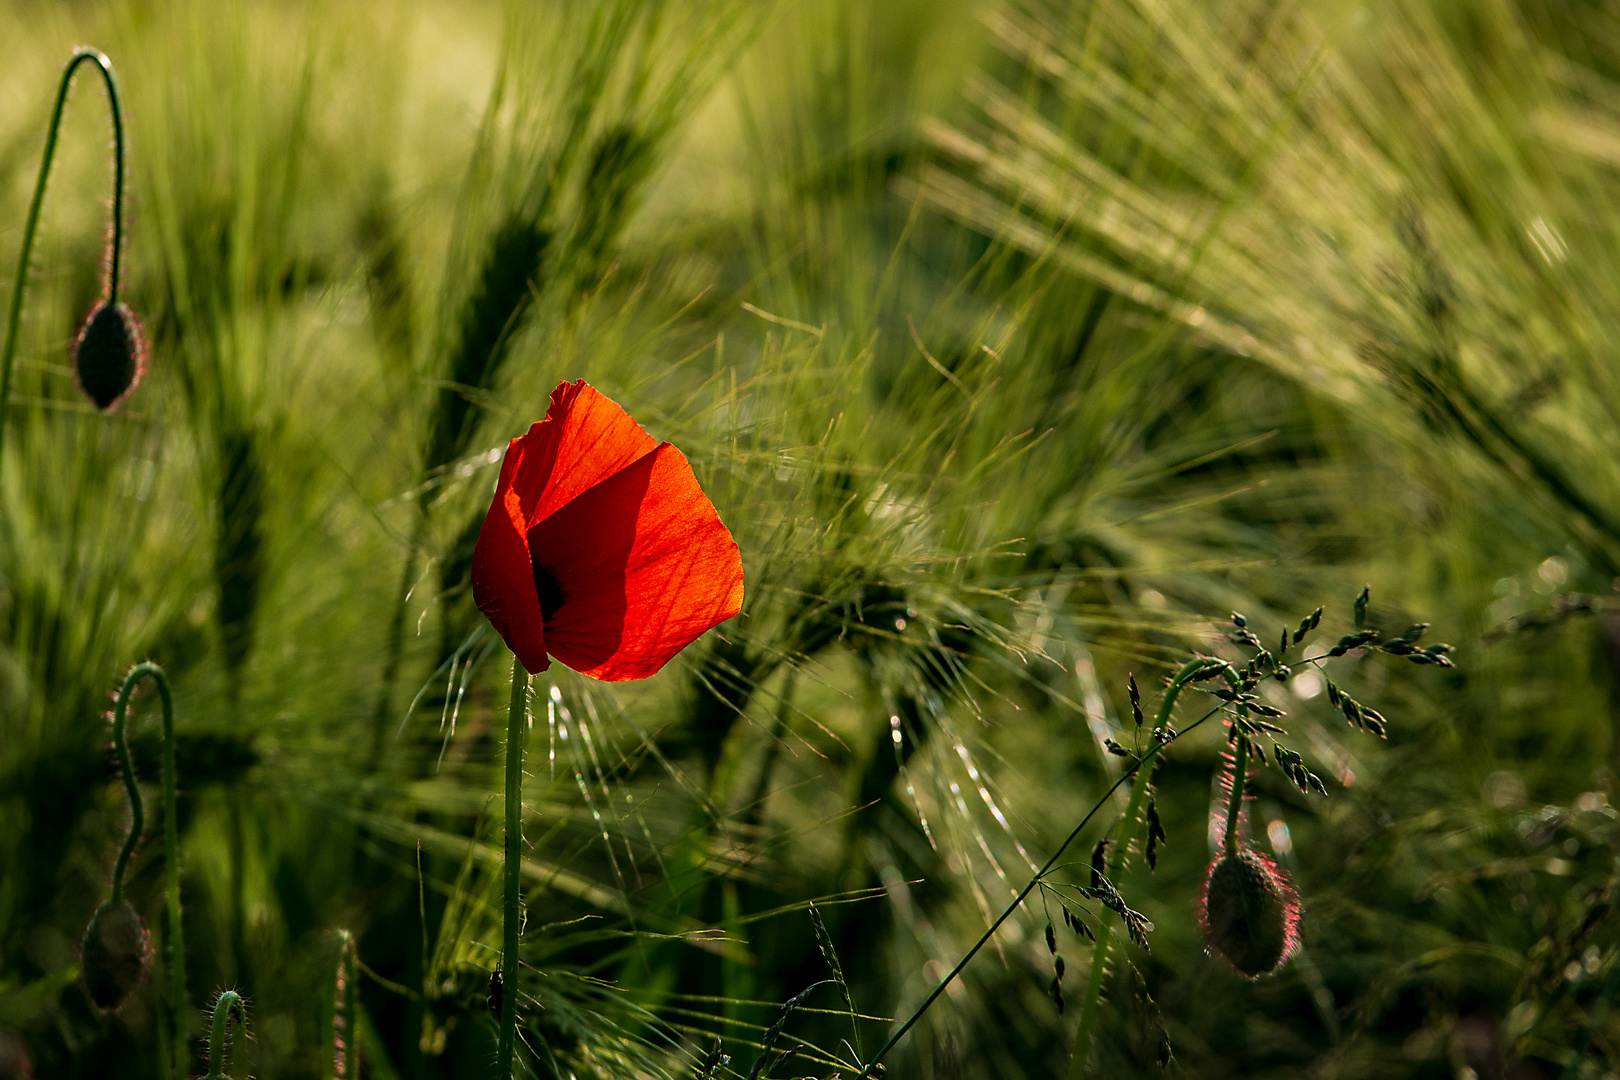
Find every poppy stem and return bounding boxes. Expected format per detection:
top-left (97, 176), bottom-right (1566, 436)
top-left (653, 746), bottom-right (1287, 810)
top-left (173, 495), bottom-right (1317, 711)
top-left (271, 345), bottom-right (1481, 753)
top-left (110, 662), bottom-right (188, 1078)
top-left (0, 48), bottom-right (126, 480)
top-left (326, 929), bottom-right (358, 1080)
top-left (497, 655), bottom-right (529, 1078)
top-left (108, 669), bottom-right (146, 907)
top-left (1223, 732), bottom-right (1250, 857)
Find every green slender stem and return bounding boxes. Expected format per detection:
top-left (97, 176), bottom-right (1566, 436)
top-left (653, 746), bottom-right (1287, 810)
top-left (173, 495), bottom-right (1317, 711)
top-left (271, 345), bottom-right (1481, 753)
top-left (869, 658), bottom-right (1219, 1071)
top-left (1215, 664), bottom-right (1250, 856)
top-left (111, 662), bottom-right (187, 1078)
top-left (205, 990), bottom-right (246, 1079)
top-left (1067, 658), bottom-right (1212, 1080)
top-left (0, 48), bottom-right (126, 479)
top-left (498, 655), bottom-right (529, 1078)
top-left (1223, 734), bottom-right (1250, 857)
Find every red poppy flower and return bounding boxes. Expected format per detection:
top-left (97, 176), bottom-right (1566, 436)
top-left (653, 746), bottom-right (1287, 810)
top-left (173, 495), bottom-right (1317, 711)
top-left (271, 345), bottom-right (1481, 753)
top-left (471, 380), bottom-right (744, 681)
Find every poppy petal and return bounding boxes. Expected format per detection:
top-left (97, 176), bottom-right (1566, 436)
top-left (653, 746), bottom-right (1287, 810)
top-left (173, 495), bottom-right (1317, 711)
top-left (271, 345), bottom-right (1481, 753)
top-left (506, 380), bottom-right (658, 530)
top-left (528, 441), bottom-right (743, 681)
top-left (471, 435), bottom-right (550, 674)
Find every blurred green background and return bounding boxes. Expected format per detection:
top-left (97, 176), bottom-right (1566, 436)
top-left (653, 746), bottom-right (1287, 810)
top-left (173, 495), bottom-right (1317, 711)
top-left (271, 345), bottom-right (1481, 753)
top-left (4, 0), bottom-right (1620, 1076)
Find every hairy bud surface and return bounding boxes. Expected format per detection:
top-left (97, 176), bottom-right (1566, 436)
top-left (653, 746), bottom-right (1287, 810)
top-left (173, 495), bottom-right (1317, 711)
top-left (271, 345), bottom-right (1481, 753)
top-left (81, 899), bottom-right (150, 1009)
top-left (72, 301), bottom-right (145, 411)
top-left (1198, 849), bottom-right (1300, 977)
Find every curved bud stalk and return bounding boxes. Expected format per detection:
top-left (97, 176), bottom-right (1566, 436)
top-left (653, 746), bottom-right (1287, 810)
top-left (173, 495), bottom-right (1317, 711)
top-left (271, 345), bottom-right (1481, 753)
top-left (203, 990), bottom-right (248, 1080)
top-left (0, 47), bottom-right (139, 480)
top-left (79, 663), bottom-right (187, 1073)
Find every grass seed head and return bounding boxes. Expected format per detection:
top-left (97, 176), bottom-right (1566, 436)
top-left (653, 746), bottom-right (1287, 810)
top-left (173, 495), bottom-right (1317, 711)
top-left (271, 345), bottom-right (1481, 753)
top-left (71, 301), bottom-right (145, 411)
top-left (80, 899), bottom-right (151, 1010)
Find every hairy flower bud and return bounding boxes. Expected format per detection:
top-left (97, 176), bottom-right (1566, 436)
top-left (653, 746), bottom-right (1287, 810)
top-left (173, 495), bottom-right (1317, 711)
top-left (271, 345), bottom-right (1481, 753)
top-left (72, 301), bottom-right (145, 411)
top-left (80, 899), bottom-right (151, 1009)
top-left (1197, 849), bottom-right (1300, 977)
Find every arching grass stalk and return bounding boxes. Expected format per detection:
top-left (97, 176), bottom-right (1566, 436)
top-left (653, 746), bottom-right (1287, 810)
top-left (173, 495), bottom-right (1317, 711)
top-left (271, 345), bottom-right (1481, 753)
top-left (867, 659), bottom-right (1222, 1073)
top-left (112, 663), bottom-right (188, 1078)
top-left (0, 48), bottom-right (126, 476)
top-left (1066, 658), bottom-right (1217, 1078)
top-left (203, 990), bottom-right (247, 1080)
top-left (497, 656), bottom-right (529, 1078)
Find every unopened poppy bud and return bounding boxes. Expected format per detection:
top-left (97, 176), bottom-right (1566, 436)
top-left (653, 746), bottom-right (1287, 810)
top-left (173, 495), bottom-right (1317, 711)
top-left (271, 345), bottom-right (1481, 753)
top-left (80, 899), bottom-right (151, 1009)
top-left (1197, 849), bottom-right (1299, 978)
top-left (72, 301), bottom-right (145, 411)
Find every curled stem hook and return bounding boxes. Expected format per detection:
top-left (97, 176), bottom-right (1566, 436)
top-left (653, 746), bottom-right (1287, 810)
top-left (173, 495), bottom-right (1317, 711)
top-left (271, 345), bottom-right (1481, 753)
top-left (205, 990), bottom-right (247, 1079)
top-left (109, 661), bottom-right (187, 1078)
top-left (0, 48), bottom-right (127, 477)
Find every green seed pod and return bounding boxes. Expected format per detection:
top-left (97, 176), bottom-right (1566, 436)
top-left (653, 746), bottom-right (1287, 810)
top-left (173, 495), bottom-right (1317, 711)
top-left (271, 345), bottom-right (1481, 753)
top-left (80, 899), bottom-right (151, 1009)
top-left (1197, 849), bottom-right (1299, 978)
top-left (71, 300), bottom-right (145, 411)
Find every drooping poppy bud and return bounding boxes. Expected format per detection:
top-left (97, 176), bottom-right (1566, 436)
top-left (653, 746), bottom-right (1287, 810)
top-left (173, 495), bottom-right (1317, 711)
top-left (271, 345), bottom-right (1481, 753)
top-left (71, 300), bottom-right (145, 411)
top-left (1197, 848), bottom-right (1300, 977)
top-left (471, 380), bottom-right (744, 681)
top-left (80, 899), bottom-right (151, 1009)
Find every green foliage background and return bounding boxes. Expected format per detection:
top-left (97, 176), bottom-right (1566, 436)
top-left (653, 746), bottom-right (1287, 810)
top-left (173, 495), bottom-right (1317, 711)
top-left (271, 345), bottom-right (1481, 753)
top-left (3, 0), bottom-right (1619, 1076)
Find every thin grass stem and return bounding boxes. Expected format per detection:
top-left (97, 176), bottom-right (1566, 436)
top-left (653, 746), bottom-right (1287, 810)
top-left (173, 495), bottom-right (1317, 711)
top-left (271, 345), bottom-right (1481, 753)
top-left (871, 660), bottom-right (1220, 1071)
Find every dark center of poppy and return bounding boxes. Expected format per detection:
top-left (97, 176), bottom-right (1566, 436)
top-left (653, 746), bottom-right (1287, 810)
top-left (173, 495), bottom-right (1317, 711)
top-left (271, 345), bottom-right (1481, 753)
top-left (532, 559), bottom-right (567, 623)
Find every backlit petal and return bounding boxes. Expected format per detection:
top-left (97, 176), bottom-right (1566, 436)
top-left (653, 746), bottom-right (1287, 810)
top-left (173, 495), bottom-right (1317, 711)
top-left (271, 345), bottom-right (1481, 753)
top-left (504, 380), bottom-right (658, 530)
top-left (529, 442), bottom-right (743, 681)
top-left (471, 434), bottom-right (550, 674)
